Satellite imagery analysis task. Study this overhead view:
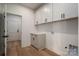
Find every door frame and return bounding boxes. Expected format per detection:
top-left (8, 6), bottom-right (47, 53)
top-left (5, 12), bottom-right (22, 54)
top-left (7, 12), bottom-right (22, 41)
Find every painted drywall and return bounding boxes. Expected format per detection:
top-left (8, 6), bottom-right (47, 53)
top-left (36, 23), bottom-right (52, 32)
top-left (51, 19), bottom-right (78, 55)
top-left (6, 4), bottom-right (36, 47)
top-left (36, 19), bottom-right (78, 55)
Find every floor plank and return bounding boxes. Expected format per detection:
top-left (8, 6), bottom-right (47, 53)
top-left (7, 40), bottom-right (59, 56)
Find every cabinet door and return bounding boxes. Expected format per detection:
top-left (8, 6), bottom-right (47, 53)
top-left (42, 4), bottom-right (53, 23)
top-left (63, 3), bottom-right (78, 18)
top-left (31, 35), bottom-right (36, 46)
top-left (53, 3), bottom-right (78, 21)
top-left (35, 3), bottom-right (53, 24)
top-left (53, 3), bottom-right (63, 21)
top-left (34, 35), bottom-right (39, 48)
top-left (37, 34), bottom-right (46, 49)
top-left (35, 6), bottom-right (45, 24)
top-left (35, 10), bottom-right (43, 24)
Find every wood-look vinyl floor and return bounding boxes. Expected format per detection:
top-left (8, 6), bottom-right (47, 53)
top-left (7, 40), bottom-right (59, 56)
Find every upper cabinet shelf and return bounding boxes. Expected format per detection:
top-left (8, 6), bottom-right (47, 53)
top-left (35, 17), bottom-right (78, 26)
top-left (35, 3), bottom-right (78, 25)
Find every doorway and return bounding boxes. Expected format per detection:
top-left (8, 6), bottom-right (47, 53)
top-left (6, 13), bottom-right (22, 55)
top-left (0, 13), bottom-right (5, 56)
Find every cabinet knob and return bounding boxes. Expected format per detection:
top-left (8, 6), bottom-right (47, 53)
top-left (33, 37), bottom-right (35, 40)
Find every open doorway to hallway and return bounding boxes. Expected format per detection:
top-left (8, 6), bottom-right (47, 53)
top-left (6, 13), bottom-right (22, 56)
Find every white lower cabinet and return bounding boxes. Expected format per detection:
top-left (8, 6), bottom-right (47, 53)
top-left (31, 34), bottom-right (46, 50)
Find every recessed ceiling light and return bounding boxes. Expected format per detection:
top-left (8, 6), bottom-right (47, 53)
top-left (44, 8), bottom-right (49, 12)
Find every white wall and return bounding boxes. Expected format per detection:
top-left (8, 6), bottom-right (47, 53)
top-left (36, 19), bottom-right (78, 55)
top-left (6, 4), bottom-right (36, 47)
top-left (36, 23), bottom-right (52, 32)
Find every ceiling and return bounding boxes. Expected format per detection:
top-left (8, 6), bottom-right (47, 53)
top-left (21, 3), bottom-right (45, 10)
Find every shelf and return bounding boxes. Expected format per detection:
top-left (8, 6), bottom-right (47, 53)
top-left (35, 16), bottom-right (78, 26)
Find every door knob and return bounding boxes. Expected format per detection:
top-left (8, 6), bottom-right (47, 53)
top-left (2, 35), bottom-right (8, 38)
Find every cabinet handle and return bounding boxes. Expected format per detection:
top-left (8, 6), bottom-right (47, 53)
top-left (61, 13), bottom-right (65, 18)
top-left (33, 38), bottom-right (35, 40)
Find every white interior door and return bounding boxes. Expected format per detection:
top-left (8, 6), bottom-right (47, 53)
top-left (7, 13), bottom-right (22, 41)
top-left (0, 13), bottom-right (5, 55)
top-left (0, 4), bottom-right (5, 55)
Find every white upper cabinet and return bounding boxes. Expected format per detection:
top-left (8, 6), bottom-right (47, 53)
top-left (64, 3), bottom-right (78, 18)
top-left (35, 3), bottom-right (52, 25)
top-left (53, 3), bottom-right (78, 21)
top-left (35, 3), bottom-right (78, 25)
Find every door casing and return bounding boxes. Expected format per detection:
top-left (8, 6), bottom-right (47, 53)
top-left (7, 13), bottom-right (22, 41)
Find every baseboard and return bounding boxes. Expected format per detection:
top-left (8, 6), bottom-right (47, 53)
top-left (47, 48), bottom-right (64, 56)
top-left (30, 44), bottom-right (60, 56)
top-left (44, 48), bottom-right (60, 56)
top-left (31, 44), bottom-right (38, 50)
